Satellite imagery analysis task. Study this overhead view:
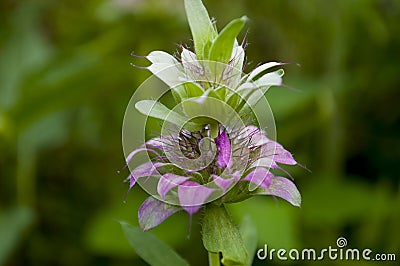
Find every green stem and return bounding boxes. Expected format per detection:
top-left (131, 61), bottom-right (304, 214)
top-left (208, 251), bottom-right (220, 266)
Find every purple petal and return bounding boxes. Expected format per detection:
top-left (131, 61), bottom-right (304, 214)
top-left (127, 162), bottom-right (165, 190)
top-left (259, 140), bottom-right (297, 166)
top-left (157, 174), bottom-right (191, 199)
top-left (273, 147), bottom-right (297, 165)
top-left (215, 130), bottom-right (231, 168)
top-left (145, 137), bottom-right (165, 150)
top-left (243, 167), bottom-right (273, 189)
top-left (250, 157), bottom-right (276, 169)
top-left (126, 147), bottom-right (157, 164)
top-left (255, 176), bottom-right (301, 207)
top-left (178, 181), bottom-right (214, 215)
top-left (138, 196), bottom-right (181, 231)
top-left (211, 174), bottom-right (235, 192)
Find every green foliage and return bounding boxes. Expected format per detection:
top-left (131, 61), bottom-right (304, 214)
top-left (120, 222), bottom-right (190, 266)
top-left (184, 0), bottom-right (217, 60)
top-left (0, 207), bottom-right (34, 265)
top-left (202, 205), bottom-right (248, 266)
top-left (208, 16), bottom-right (248, 64)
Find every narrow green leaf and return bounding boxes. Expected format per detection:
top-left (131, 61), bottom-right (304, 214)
top-left (226, 91), bottom-right (240, 110)
top-left (214, 86), bottom-right (227, 100)
top-left (184, 82), bottom-right (205, 98)
top-left (135, 100), bottom-right (186, 125)
top-left (120, 222), bottom-right (190, 266)
top-left (135, 100), bottom-right (201, 131)
top-left (184, 0), bottom-right (217, 60)
top-left (209, 16), bottom-right (248, 64)
top-left (202, 205), bottom-right (248, 266)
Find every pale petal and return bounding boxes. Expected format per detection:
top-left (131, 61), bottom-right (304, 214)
top-left (181, 48), bottom-right (202, 79)
top-left (246, 62), bottom-right (285, 82)
top-left (253, 72), bottom-right (282, 88)
top-left (178, 181), bottom-right (214, 215)
top-left (250, 157), bottom-right (276, 169)
top-left (238, 125), bottom-right (268, 147)
top-left (138, 196), bottom-right (181, 231)
top-left (147, 51), bottom-right (185, 87)
top-left (229, 44), bottom-right (245, 87)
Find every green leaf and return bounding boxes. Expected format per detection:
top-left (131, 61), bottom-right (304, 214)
top-left (214, 86), bottom-right (227, 100)
top-left (239, 216), bottom-right (258, 266)
top-left (184, 0), bottom-right (217, 60)
top-left (226, 91), bottom-right (240, 110)
top-left (120, 222), bottom-right (190, 266)
top-left (209, 16), bottom-right (248, 64)
top-left (184, 82), bottom-right (205, 98)
top-left (202, 205), bottom-right (248, 266)
top-left (171, 85), bottom-right (186, 103)
top-left (181, 89), bottom-right (227, 125)
top-left (0, 207), bottom-right (34, 265)
top-left (135, 100), bottom-right (201, 131)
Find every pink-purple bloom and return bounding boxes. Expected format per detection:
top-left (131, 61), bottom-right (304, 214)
top-left (126, 125), bottom-right (300, 231)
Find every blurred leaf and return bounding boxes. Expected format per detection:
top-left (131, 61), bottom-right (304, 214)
top-left (239, 216), bottom-right (257, 266)
top-left (120, 222), bottom-right (190, 266)
top-left (301, 178), bottom-right (387, 228)
top-left (84, 203), bottom-right (137, 257)
top-left (228, 197), bottom-right (300, 249)
top-left (0, 207), bottom-right (34, 265)
top-left (184, 0), bottom-right (217, 60)
top-left (0, 3), bottom-right (53, 110)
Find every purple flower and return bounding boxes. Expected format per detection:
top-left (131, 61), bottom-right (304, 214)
top-left (126, 125), bottom-right (300, 231)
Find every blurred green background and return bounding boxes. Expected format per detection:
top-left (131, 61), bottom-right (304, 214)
top-left (1, 0), bottom-right (399, 265)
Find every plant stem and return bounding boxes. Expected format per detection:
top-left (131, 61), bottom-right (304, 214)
top-left (208, 251), bottom-right (220, 266)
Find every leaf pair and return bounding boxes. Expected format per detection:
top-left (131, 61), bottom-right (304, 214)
top-left (184, 0), bottom-right (247, 64)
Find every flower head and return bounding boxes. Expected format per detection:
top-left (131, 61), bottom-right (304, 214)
top-left (126, 123), bottom-right (300, 231)
top-left (124, 0), bottom-right (301, 232)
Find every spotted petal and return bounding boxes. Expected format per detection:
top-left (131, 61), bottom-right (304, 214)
top-left (178, 181), bottom-right (214, 215)
top-left (254, 176), bottom-right (301, 207)
top-left (259, 140), bottom-right (297, 166)
top-left (157, 174), bottom-right (191, 199)
top-left (138, 196), bottom-right (182, 231)
top-left (127, 162), bottom-right (165, 190)
top-left (211, 174), bottom-right (235, 192)
top-left (215, 130), bottom-right (231, 168)
top-left (243, 167), bottom-right (273, 189)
